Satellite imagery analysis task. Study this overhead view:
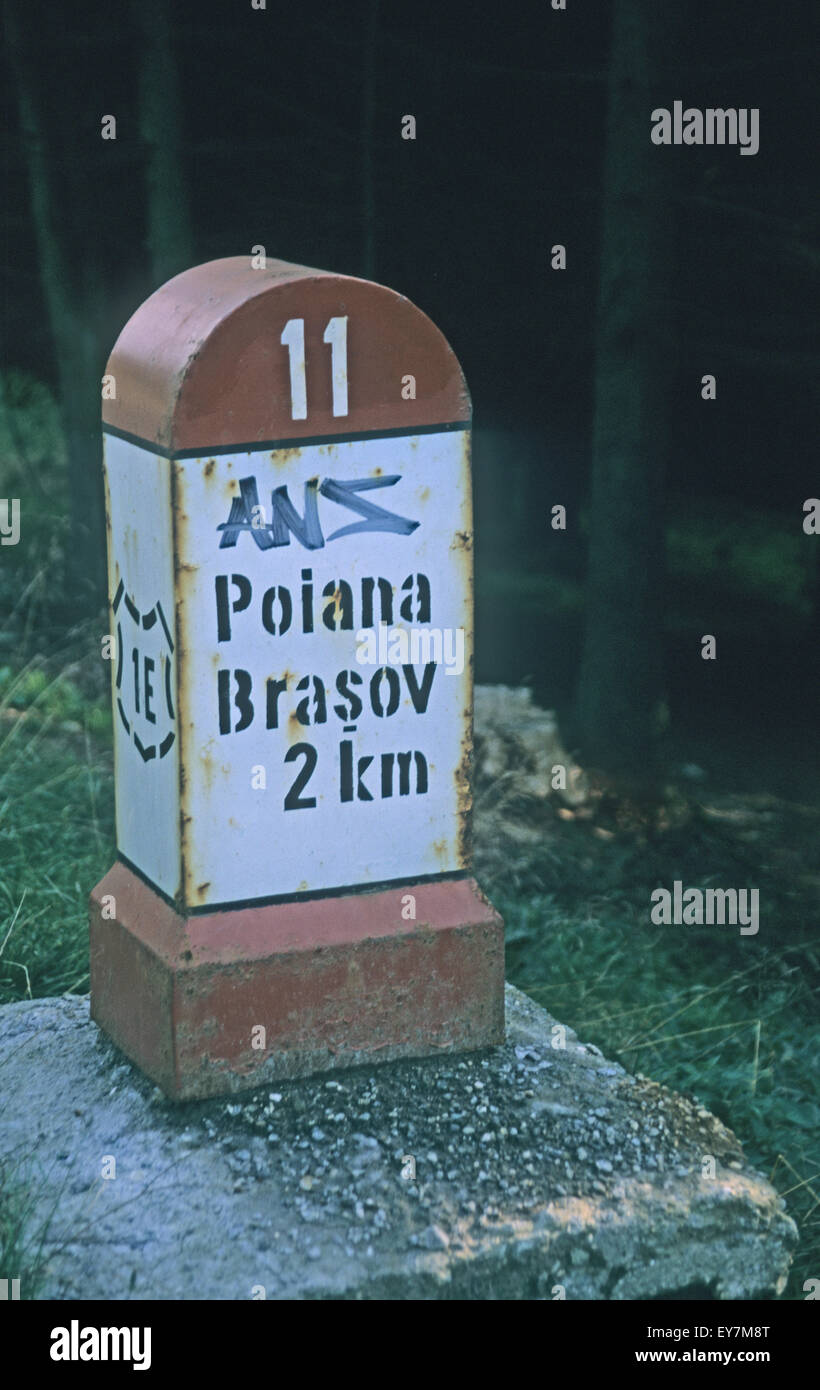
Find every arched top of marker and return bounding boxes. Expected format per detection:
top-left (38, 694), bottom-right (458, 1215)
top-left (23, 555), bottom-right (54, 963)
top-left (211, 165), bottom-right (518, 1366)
top-left (103, 256), bottom-right (471, 453)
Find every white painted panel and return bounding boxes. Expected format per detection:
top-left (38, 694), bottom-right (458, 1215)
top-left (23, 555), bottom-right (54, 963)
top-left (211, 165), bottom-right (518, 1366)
top-left (175, 430), bottom-right (472, 907)
top-left (104, 434), bottom-right (180, 898)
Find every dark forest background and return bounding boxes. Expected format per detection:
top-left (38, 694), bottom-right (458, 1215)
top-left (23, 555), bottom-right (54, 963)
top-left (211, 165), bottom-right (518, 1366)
top-left (2, 0), bottom-right (818, 785)
top-left (0, 0), bottom-right (818, 1298)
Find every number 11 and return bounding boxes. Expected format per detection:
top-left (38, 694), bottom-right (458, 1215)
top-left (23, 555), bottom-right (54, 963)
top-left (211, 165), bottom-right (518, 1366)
top-left (280, 316), bottom-right (349, 421)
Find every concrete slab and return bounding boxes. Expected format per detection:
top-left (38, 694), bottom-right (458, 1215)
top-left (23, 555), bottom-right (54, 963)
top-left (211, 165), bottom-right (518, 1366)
top-left (0, 985), bottom-right (796, 1300)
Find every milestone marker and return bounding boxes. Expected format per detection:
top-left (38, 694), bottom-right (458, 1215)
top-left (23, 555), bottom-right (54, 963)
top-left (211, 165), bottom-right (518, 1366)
top-left (89, 256), bottom-right (504, 1099)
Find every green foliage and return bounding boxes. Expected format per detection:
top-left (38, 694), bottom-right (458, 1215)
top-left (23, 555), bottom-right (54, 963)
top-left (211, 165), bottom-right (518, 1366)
top-left (0, 1152), bottom-right (60, 1300)
top-left (667, 499), bottom-right (812, 616)
top-left (0, 371), bottom-right (71, 646)
top-left (487, 500), bottom-right (811, 611)
top-left (0, 372), bottom-right (66, 495)
top-left (0, 682), bottom-right (114, 1003)
top-left (0, 663), bottom-right (111, 733)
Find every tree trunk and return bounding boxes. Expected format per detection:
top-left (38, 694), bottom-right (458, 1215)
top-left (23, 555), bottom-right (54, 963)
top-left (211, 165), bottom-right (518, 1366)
top-left (575, 0), bottom-right (679, 790)
top-left (133, 0), bottom-right (194, 286)
top-left (4, 0), bottom-right (106, 610)
top-left (361, 0), bottom-right (379, 280)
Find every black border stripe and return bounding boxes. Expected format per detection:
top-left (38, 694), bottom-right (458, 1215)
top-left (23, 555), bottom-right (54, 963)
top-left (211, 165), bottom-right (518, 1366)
top-left (133, 733), bottom-right (156, 762)
top-left (117, 850), bottom-right (469, 916)
top-left (156, 600), bottom-right (174, 652)
top-left (102, 418), bottom-right (470, 459)
top-left (163, 657), bottom-right (175, 719)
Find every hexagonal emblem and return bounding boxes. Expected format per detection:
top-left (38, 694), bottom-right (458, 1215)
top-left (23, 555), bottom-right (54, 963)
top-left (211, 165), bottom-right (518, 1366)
top-left (112, 578), bottom-right (175, 762)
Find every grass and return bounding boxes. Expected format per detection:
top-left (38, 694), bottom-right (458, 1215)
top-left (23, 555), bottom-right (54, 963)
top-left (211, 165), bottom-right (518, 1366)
top-left (0, 372), bottom-right (72, 655)
top-left (0, 1150), bottom-right (63, 1299)
top-left (0, 649), bottom-right (113, 1005)
top-left (0, 371), bottom-right (817, 1299)
top-left (1, 667), bottom-right (816, 1298)
top-left (481, 811), bottom-right (819, 1301)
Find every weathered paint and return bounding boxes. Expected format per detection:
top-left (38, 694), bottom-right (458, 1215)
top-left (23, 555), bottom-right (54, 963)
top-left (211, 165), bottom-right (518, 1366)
top-left (105, 429), bottom-right (472, 908)
top-left (104, 434), bottom-right (180, 898)
top-left (102, 257), bottom-right (470, 450)
top-left (102, 258), bottom-right (474, 911)
top-left (92, 256), bottom-right (502, 1097)
top-left (90, 863), bottom-right (505, 1099)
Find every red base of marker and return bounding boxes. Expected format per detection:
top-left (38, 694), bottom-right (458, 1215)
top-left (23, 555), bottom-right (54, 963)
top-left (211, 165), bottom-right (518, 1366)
top-left (89, 864), bottom-right (505, 1100)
